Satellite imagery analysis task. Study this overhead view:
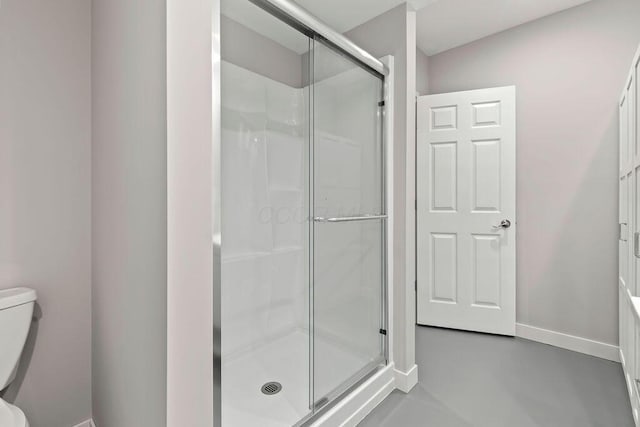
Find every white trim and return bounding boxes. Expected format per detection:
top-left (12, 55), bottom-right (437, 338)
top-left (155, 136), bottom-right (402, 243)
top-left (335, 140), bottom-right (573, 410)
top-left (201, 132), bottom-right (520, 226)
top-left (312, 364), bottom-right (396, 427)
top-left (394, 364), bottom-right (418, 393)
top-left (382, 55), bottom-right (395, 365)
top-left (516, 323), bottom-right (620, 362)
top-left (167, 0), bottom-right (215, 424)
top-left (401, 4), bottom-right (417, 376)
top-left (71, 420), bottom-right (95, 427)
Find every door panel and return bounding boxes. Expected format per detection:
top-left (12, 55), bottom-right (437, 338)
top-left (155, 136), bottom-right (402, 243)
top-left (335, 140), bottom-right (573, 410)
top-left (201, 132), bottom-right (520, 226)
top-left (621, 175), bottom-right (629, 289)
top-left (430, 142), bottom-right (457, 211)
top-left (622, 93), bottom-right (629, 172)
top-left (472, 234), bottom-right (501, 308)
top-left (311, 38), bottom-right (385, 407)
top-left (629, 170), bottom-right (634, 296)
top-left (417, 87), bottom-right (516, 336)
top-left (636, 60), bottom-right (640, 161)
top-left (431, 233), bottom-right (457, 303)
top-left (627, 76), bottom-right (636, 298)
top-left (619, 74), bottom-right (635, 378)
top-left (629, 76), bottom-right (636, 163)
top-left (472, 139), bottom-right (501, 212)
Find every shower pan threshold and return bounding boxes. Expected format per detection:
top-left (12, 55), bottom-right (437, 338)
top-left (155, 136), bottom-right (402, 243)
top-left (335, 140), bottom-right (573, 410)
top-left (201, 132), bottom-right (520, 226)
top-left (222, 329), bottom-right (374, 427)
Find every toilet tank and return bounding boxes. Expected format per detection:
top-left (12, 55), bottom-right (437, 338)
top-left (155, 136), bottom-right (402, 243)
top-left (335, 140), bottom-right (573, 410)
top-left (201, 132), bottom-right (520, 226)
top-left (0, 288), bottom-right (37, 391)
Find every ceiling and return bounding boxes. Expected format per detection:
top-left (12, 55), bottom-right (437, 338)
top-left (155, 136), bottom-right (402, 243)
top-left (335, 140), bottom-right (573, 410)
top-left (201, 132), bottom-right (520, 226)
top-left (222, 0), bottom-right (594, 56)
top-left (416, 0), bottom-right (593, 55)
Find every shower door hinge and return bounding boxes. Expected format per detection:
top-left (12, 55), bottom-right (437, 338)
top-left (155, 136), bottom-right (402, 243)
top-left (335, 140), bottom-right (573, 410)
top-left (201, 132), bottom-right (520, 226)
top-left (379, 328), bottom-right (387, 335)
top-left (378, 100), bottom-right (385, 107)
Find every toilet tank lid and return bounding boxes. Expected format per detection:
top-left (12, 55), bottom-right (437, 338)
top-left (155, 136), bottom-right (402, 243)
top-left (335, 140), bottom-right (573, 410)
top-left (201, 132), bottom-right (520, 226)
top-left (0, 288), bottom-right (37, 310)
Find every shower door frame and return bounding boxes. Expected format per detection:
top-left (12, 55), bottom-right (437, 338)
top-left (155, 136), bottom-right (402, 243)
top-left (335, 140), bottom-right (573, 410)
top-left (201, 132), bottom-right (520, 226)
top-left (300, 52), bottom-right (395, 426)
top-left (303, 38), bottom-right (390, 424)
top-left (212, 1), bottom-right (394, 425)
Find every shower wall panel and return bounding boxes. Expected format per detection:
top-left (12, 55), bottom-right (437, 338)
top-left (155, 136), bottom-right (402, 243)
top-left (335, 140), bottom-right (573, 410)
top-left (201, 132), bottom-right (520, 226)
top-left (221, 61), bottom-right (307, 358)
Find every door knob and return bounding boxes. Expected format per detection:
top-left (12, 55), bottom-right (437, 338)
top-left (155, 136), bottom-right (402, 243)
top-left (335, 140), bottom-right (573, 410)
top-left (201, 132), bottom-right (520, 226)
top-left (492, 219), bottom-right (512, 229)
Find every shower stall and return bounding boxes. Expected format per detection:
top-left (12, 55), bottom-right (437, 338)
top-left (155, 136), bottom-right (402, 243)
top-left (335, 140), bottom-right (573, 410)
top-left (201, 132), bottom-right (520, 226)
top-left (217, 1), bottom-right (393, 425)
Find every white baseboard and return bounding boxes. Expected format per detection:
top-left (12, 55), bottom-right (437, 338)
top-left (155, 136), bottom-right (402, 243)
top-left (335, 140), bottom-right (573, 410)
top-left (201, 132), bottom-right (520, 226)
top-left (312, 364), bottom-right (395, 427)
top-left (71, 420), bottom-right (95, 427)
top-left (394, 364), bottom-right (418, 393)
top-left (516, 323), bottom-right (620, 362)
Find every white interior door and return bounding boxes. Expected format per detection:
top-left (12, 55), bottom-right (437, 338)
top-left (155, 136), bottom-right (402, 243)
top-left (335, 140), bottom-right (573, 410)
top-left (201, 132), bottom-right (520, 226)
top-left (416, 86), bottom-right (516, 336)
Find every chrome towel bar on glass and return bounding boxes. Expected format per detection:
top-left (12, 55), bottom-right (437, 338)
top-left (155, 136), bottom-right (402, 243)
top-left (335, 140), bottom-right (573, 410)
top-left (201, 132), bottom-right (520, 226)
top-left (313, 214), bottom-right (387, 223)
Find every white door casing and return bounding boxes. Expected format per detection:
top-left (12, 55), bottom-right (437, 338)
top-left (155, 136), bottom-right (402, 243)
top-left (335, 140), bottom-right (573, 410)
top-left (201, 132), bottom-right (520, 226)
top-left (619, 68), bottom-right (637, 412)
top-left (416, 86), bottom-right (516, 336)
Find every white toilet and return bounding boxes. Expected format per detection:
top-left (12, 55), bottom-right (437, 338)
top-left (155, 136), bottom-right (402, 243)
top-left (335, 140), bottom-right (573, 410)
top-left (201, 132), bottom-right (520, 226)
top-left (0, 288), bottom-right (37, 427)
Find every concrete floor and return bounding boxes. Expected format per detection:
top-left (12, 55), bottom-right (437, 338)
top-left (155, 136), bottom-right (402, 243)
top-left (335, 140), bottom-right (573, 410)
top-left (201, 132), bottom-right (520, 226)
top-left (360, 326), bottom-right (633, 427)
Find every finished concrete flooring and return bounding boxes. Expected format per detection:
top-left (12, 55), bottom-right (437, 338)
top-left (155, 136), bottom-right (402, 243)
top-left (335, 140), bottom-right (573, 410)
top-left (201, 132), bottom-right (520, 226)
top-left (360, 326), bottom-right (632, 427)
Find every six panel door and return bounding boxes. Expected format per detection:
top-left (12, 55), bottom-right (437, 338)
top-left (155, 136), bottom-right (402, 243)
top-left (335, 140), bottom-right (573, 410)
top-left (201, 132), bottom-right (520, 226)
top-left (416, 87), bottom-right (517, 336)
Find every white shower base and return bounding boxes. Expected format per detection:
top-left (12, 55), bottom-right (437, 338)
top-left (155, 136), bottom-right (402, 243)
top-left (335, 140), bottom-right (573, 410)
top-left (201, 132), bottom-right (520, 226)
top-left (222, 330), bottom-right (372, 427)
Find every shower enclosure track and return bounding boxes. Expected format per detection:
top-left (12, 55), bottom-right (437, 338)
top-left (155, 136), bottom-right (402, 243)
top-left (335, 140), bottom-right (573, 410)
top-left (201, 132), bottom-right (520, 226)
top-left (248, 0), bottom-right (389, 77)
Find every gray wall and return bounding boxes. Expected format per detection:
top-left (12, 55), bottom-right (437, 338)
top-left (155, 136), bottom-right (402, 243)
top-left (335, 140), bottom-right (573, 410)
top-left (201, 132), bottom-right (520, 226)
top-left (427, 0), bottom-right (640, 345)
top-left (416, 48), bottom-right (429, 95)
top-left (221, 15), bottom-right (303, 88)
top-left (0, 1), bottom-right (92, 426)
top-left (346, 4), bottom-right (417, 373)
top-left (92, 0), bottom-right (167, 425)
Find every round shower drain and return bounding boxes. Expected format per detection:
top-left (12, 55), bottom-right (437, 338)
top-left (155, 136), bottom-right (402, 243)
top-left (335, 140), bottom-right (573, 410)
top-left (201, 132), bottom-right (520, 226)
top-left (261, 381), bottom-right (282, 395)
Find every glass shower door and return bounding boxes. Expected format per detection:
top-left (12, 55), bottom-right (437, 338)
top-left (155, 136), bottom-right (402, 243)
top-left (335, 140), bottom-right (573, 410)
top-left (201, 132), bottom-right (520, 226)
top-left (311, 38), bottom-right (386, 407)
top-left (220, 2), bottom-right (314, 425)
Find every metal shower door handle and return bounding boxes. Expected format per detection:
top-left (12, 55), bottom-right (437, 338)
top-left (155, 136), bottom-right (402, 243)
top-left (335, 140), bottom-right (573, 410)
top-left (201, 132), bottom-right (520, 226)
top-left (492, 219), bottom-right (512, 229)
top-left (635, 232), bottom-right (640, 258)
top-left (313, 214), bottom-right (387, 223)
